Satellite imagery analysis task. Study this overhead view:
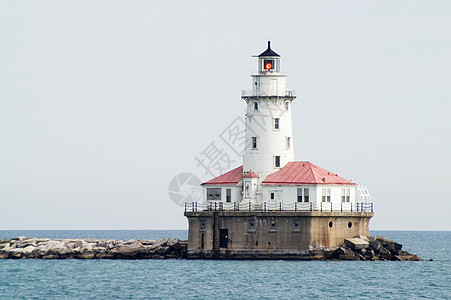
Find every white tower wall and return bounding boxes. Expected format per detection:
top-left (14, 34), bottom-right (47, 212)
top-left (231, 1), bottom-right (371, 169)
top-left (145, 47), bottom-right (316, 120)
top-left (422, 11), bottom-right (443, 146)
top-left (242, 44), bottom-right (296, 203)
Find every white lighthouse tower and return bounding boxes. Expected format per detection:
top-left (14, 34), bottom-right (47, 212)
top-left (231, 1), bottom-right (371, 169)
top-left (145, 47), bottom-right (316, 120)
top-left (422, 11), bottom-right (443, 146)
top-left (241, 41), bottom-right (296, 204)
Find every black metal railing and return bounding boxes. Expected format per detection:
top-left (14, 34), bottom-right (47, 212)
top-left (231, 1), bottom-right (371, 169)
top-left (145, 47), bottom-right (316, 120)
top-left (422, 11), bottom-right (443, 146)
top-left (185, 201), bottom-right (374, 213)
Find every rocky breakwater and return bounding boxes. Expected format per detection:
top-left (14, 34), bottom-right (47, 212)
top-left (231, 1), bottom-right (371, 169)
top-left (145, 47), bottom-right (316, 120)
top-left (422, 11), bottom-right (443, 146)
top-left (0, 237), bottom-right (187, 259)
top-left (320, 235), bottom-right (423, 261)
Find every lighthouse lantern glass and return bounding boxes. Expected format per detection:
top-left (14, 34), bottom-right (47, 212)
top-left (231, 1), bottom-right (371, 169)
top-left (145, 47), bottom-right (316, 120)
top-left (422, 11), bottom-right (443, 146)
top-left (264, 59), bottom-right (273, 71)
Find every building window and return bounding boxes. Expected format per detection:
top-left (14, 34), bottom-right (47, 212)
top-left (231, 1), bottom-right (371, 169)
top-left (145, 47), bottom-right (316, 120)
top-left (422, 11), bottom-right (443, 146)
top-left (200, 219), bottom-right (206, 231)
top-left (207, 188), bottom-right (221, 201)
top-left (248, 218), bottom-right (256, 231)
top-left (254, 101), bottom-right (259, 111)
top-left (274, 118), bottom-right (280, 130)
top-left (270, 192), bottom-right (275, 200)
top-left (297, 188), bottom-right (310, 202)
top-left (293, 219), bottom-right (300, 231)
top-left (252, 137), bottom-right (257, 149)
top-left (286, 137), bottom-right (291, 150)
top-left (285, 101), bottom-right (289, 111)
top-left (304, 188), bottom-right (309, 202)
top-left (275, 156), bottom-right (281, 168)
top-left (226, 188), bottom-right (231, 203)
top-left (341, 188), bottom-right (350, 203)
top-left (269, 219), bottom-right (276, 231)
top-left (322, 188), bottom-right (331, 202)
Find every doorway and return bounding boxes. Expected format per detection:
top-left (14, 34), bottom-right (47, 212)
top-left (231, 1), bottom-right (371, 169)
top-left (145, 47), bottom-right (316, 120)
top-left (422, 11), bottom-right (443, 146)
top-left (219, 229), bottom-right (228, 248)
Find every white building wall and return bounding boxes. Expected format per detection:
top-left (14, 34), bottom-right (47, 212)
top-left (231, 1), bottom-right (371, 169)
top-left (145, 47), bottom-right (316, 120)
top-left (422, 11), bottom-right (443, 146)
top-left (261, 185), bottom-right (356, 211)
top-left (202, 184), bottom-right (242, 207)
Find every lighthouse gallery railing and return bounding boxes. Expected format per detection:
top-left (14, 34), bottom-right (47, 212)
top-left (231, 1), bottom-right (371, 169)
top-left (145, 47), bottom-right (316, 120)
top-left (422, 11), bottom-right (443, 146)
top-left (185, 201), bottom-right (374, 213)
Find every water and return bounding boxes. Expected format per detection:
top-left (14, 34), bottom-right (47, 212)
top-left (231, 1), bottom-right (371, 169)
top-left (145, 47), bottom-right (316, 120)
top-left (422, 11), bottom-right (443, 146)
top-left (0, 230), bottom-right (449, 299)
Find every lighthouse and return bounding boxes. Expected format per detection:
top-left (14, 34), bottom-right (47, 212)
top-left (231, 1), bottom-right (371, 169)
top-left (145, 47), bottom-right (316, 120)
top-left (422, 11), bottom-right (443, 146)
top-left (184, 42), bottom-right (374, 258)
top-left (241, 41), bottom-right (295, 205)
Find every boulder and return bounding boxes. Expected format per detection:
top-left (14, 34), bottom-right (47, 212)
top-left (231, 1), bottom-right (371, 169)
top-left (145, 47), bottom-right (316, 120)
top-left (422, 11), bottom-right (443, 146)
top-left (23, 246), bottom-right (36, 254)
top-left (81, 244), bottom-right (93, 252)
top-left (338, 253), bottom-right (360, 260)
top-left (344, 238), bottom-right (369, 251)
top-left (360, 248), bottom-right (375, 260)
top-left (74, 240), bottom-right (85, 249)
top-left (353, 235), bottom-right (369, 242)
top-left (93, 247), bottom-right (107, 253)
top-left (378, 246), bottom-right (392, 260)
top-left (394, 254), bottom-right (423, 261)
top-left (97, 240), bottom-right (107, 248)
top-left (375, 236), bottom-right (398, 248)
top-left (77, 253), bottom-right (95, 259)
top-left (0, 243), bottom-right (10, 250)
top-left (336, 247), bottom-right (354, 256)
top-left (369, 240), bottom-right (381, 251)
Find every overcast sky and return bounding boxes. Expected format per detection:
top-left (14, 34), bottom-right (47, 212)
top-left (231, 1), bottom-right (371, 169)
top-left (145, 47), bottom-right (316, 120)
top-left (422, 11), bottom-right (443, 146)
top-left (1, 1), bottom-right (450, 230)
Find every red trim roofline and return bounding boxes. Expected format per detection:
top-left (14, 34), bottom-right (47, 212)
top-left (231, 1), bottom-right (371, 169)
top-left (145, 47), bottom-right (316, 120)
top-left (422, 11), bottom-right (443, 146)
top-left (202, 166), bottom-right (244, 186)
top-left (262, 161), bottom-right (355, 185)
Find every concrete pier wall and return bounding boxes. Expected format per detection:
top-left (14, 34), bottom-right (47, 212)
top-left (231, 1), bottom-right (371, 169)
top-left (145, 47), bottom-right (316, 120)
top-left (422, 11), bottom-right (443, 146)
top-left (185, 211), bottom-right (373, 258)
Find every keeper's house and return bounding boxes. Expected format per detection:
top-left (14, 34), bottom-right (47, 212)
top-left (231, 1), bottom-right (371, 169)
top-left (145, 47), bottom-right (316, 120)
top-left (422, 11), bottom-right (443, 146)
top-left (185, 42), bottom-right (373, 259)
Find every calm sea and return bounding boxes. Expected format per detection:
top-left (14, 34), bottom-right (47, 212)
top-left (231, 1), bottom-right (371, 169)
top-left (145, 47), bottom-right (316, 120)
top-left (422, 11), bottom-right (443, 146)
top-left (0, 230), bottom-right (449, 299)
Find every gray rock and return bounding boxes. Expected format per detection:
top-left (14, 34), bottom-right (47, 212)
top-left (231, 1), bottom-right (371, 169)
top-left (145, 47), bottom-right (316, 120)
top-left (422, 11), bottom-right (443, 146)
top-left (0, 243), bottom-right (10, 250)
top-left (93, 247), bottom-right (107, 253)
top-left (353, 235), bottom-right (369, 242)
top-left (336, 247), bottom-right (354, 256)
top-left (369, 240), bottom-right (381, 251)
top-left (75, 240), bottom-right (85, 249)
top-left (378, 246), bottom-right (392, 260)
top-left (344, 238), bottom-right (369, 251)
top-left (394, 254), bottom-right (422, 261)
top-left (338, 253), bottom-right (360, 260)
top-left (81, 244), bottom-right (93, 252)
top-left (97, 241), bottom-right (107, 248)
top-left (23, 246), bottom-right (36, 254)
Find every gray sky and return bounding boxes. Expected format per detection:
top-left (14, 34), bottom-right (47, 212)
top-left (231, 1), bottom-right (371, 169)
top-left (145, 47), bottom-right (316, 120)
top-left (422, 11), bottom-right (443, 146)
top-left (1, 0), bottom-right (450, 230)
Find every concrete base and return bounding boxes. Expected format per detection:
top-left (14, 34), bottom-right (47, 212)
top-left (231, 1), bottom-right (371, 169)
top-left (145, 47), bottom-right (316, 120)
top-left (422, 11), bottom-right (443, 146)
top-left (185, 211), bottom-right (373, 259)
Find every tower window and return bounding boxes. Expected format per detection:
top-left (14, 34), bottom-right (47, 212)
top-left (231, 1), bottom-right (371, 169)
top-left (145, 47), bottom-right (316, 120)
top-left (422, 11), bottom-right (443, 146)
top-left (252, 137), bottom-right (257, 149)
top-left (285, 101), bottom-right (289, 111)
top-left (286, 137), bottom-right (291, 150)
top-left (275, 156), bottom-right (281, 168)
top-left (254, 101), bottom-right (259, 111)
top-left (274, 118), bottom-right (280, 130)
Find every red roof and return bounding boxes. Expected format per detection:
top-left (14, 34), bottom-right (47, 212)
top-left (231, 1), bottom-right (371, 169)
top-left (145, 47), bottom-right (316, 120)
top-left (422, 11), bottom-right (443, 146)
top-left (243, 172), bottom-right (258, 178)
top-left (202, 166), bottom-right (244, 185)
top-left (262, 162), bottom-right (355, 185)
